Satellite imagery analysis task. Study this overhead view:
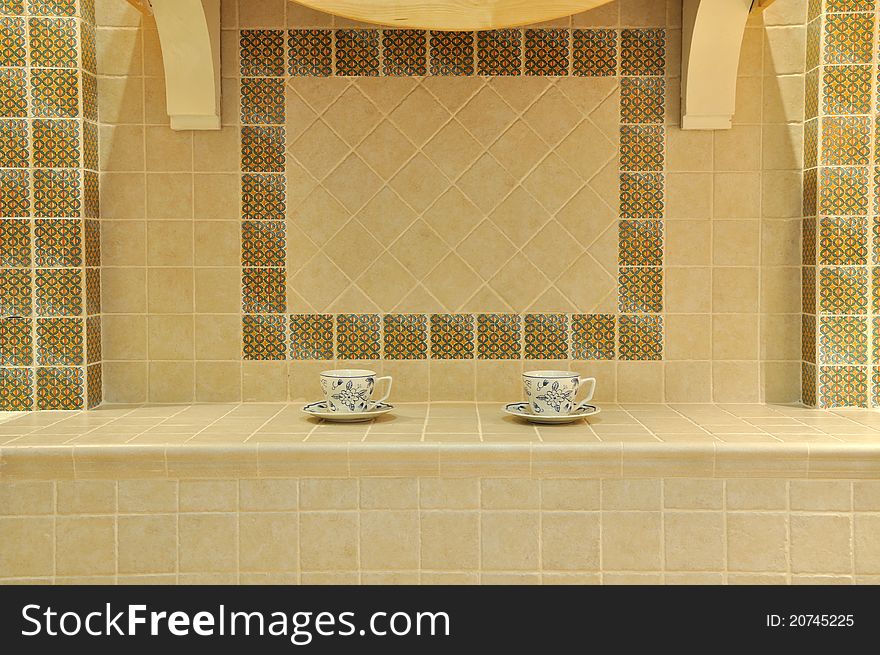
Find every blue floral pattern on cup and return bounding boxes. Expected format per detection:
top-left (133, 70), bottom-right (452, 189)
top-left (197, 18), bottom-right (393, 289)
top-left (523, 370), bottom-right (595, 416)
top-left (320, 369), bottom-right (393, 413)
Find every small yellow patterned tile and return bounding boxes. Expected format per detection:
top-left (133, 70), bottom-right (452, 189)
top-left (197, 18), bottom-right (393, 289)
top-left (619, 172), bottom-right (664, 219)
top-left (524, 313), bottom-right (567, 360)
top-left (81, 20), bottom-right (95, 73)
top-left (384, 314), bottom-right (427, 359)
top-left (86, 362), bottom-right (101, 408)
top-left (0, 118), bottom-right (27, 168)
top-left (28, 0), bottom-right (76, 17)
top-left (803, 168), bottom-right (817, 218)
top-left (240, 77), bottom-right (285, 125)
top-left (240, 30), bottom-right (285, 77)
top-left (477, 29), bottom-right (522, 76)
top-left (524, 29), bottom-right (569, 76)
top-left (81, 0), bottom-right (95, 23)
top-left (818, 266), bottom-right (867, 314)
top-left (571, 313), bottom-right (615, 360)
top-left (0, 16), bottom-right (26, 67)
top-left (0, 168), bottom-right (29, 216)
top-left (0, 268), bottom-right (31, 316)
top-left (86, 314), bottom-right (99, 363)
top-left (802, 314), bottom-right (816, 364)
top-left (382, 29), bottom-right (427, 76)
top-left (818, 316), bottom-right (867, 366)
top-left (618, 267), bottom-right (662, 313)
top-left (288, 29), bottom-right (332, 77)
top-left (336, 314), bottom-right (381, 359)
top-left (242, 314), bottom-right (287, 361)
top-left (803, 266), bottom-right (816, 314)
top-left (241, 173), bottom-right (285, 221)
top-left (28, 16), bottom-right (77, 68)
top-left (241, 125), bottom-right (286, 173)
top-left (33, 168), bottom-right (81, 217)
top-left (818, 166), bottom-right (868, 216)
top-left (30, 68), bottom-right (78, 118)
top-left (84, 218), bottom-right (99, 267)
top-left (873, 266), bottom-right (880, 313)
top-left (823, 12), bottom-right (873, 65)
top-left (82, 71), bottom-right (96, 121)
top-left (477, 313), bottom-right (520, 359)
top-left (0, 218), bottom-right (29, 266)
top-left (290, 314), bottom-right (333, 360)
top-left (85, 267), bottom-right (99, 314)
top-left (241, 268), bottom-right (285, 314)
top-left (822, 65), bottom-right (871, 115)
top-left (83, 169), bottom-right (97, 218)
top-left (824, 0), bottom-right (875, 11)
top-left (620, 29), bottom-right (665, 76)
top-left (806, 18), bottom-right (820, 72)
top-left (872, 365), bottom-right (880, 408)
top-left (429, 30), bottom-right (474, 76)
top-left (431, 313), bottom-right (474, 359)
top-left (572, 29), bottom-right (616, 77)
top-left (0, 367), bottom-right (33, 411)
top-left (0, 316), bottom-right (32, 366)
top-left (818, 216), bottom-right (867, 265)
top-left (619, 125), bottom-right (664, 171)
top-left (0, 67), bottom-right (27, 117)
top-left (803, 119), bottom-right (817, 169)
top-left (820, 116), bottom-right (870, 166)
top-left (805, 68), bottom-right (820, 122)
top-left (34, 218), bottom-right (82, 267)
top-left (36, 366), bottom-right (83, 410)
top-left (618, 220), bottom-right (662, 266)
top-left (620, 77), bottom-right (665, 124)
top-left (873, 317), bottom-right (880, 363)
top-left (618, 314), bottom-right (662, 361)
top-left (241, 220), bottom-right (285, 267)
top-left (32, 118), bottom-right (80, 168)
top-left (803, 217), bottom-right (816, 265)
top-left (36, 316), bottom-right (82, 365)
top-left (802, 362), bottom-right (816, 407)
top-left (35, 267), bottom-right (82, 316)
top-left (82, 119), bottom-right (98, 170)
top-left (818, 365), bottom-right (867, 408)
top-left (1, 0), bottom-right (24, 13)
top-left (335, 29), bottom-right (379, 77)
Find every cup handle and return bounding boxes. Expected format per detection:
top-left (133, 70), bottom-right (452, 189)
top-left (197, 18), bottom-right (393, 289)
top-left (576, 377), bottom-right (596, 405)
top-left (374, 376), bottom-right (393, 404)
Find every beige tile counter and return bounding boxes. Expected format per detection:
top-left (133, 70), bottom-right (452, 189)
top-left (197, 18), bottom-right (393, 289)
top-left (2, 403), bottom-right (880, 479)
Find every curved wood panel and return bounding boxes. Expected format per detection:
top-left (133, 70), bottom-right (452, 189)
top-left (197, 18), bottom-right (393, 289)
top-left (290, 0), bottom-right (613, 30)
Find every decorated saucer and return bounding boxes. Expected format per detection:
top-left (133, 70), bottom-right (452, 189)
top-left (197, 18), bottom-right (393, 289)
top-left (503, 402), bottom-right (600, 425)
top-left (302, 401), bottom-right (394, 422)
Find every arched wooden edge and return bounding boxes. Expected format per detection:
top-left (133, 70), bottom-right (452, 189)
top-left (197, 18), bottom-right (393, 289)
top-left (291, 0), bottom-right (612, 30)
top-left (681, 0), bottom-right (753, 130)
top-left (149, 0), bottom-right (221, 131)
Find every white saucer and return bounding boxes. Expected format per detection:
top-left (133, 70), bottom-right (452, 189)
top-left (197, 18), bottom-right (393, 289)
top-left (503, 402), bottom-right (600, 425)
top-left (302, 401), bottom-right (394, 422)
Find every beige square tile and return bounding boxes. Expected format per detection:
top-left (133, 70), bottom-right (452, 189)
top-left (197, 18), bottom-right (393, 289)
top-left (419, 478), bottom-right (479, 509)
top-left (665, 512), bottom-right (724, 571)
top-left (242, 361), bottom-right (289, 402)
top-left (481, 511), bottom-right (539, 570)
top-left (56, 516), bottom-right (116, 576)
top-left (239, 512), bottom-right (299, 572)
top-left (791, 515), bottom-right (851, 574)
top-left (727, 513), bottom-right (787, 572)
top-left (854, 515), bottom-right (880, 574)
top-left (481, 479), bottom-right (539, 509)
top-left (359, 478), bottom-right (417, 509)
top-left (666, 220), bottom-right (710, 265)
top-left (666, 173), bottom-right (712, 219)
top-left (790, 481), bottom-right (851, 511)
top-left (57, 481), bottom-right (116, 515)
top-left (118, 514), bottom-right (176, 574)
top-left (420, 511), bottom-right (479, 570)
top-left (239, 479), bottom-right (298, 511)
top-left (300, 512), bottom-right (358, 571)
top-left (180, 480), bottom-right (237, 512)
top-left (602, 479), bottom-right (661, 510)
top-left (179, 514), bottom-right (238, 573)
top-left (430, 361), bottom-right (476, 401)
top-left (664, 479), bottom-right (723, 510)
top-left (541, 479), bottom-right (600, 510)
top-left (147, 268), bottom-right (194, 314)
top-left (601, 512), bottom-right (661, 571)
top-left (665, 361), bottom-right (712, 402)
top-left (118, 480), bottom-right (178, 513)
top-left (300, 479), bottom-right (357, 510)
top-left (195, 362), bottom-right (242, 402)
top-left (0, 482), bottom-right (54, 515)
top-left (148, 362), bottom-right (195, 403)
top-left (148, 315), bottom-right (194, 361)
top-left (666, 267), bottom-right (711, 313)
top-left (713, 220), bottom-right (760, 266)
top-left (617, 362), bottom-right (664, 403)
top-left (0, 517), bottom-right (54, 577)
top-left (541, 512), bottom-right (600, 571)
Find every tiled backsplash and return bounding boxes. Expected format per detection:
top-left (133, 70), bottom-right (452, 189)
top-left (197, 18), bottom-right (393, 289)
top-left (0, 0), bottom-right (101, 411)
top-left (240, 26), bottom-right (666, 363)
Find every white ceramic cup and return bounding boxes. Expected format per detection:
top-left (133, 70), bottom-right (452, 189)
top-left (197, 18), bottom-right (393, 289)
top-left (522, 370), bottom-right (596, 416)
top-left (320, 369), bottom-right (392, 413)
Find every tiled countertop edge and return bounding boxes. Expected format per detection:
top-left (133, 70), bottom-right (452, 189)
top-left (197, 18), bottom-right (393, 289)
top-left (1, 443), bottom-right (879, 480)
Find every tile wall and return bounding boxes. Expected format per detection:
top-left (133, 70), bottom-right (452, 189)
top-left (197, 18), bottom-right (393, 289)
top-left (0, 0), bottom-right (101, 411)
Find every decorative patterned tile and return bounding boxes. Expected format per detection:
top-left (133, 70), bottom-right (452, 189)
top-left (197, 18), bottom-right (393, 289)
top-left (571, 313), bottom-right (615, 360)
top-left (32, 118), bottom-right (80, 168)
top-left (803, 119), bottom-right (817, 169)
top-left (36, 366), bottom-right (83, 410)
top-left (30, 68), bottom-right (78, 118)
top-left (384, 314), bottom-right (428, 359)
top-left (1, 0), bottom-right (24, 12)
top-left (86, 362), bottom-right (101, 408)
top-left (0, 218), bottom-right (29, 266)
top-left (0, 367), bottom-right (33, 411)
top-left (802, 314), bottom-right (816, 364)
top-left (872, 366), bottom-right (880, 408)
top-left (618, 314), bottom-right (663, 361)
top-left (873, 266), bottom-right (880, 313)
top-left (240, 77), bottom-right (285, 125)
top-left (818, 365), bottom-right (867, 408)
top-left (619, 125), bottom-right (664, 171)
top-left (818, 167), bottom-right (868, 215)
top-left (0, 317), bottom-right (32, 366)
top-left (824, 0), bottom-right (875, 11)
top-left (85, 267), bottom-right (99, 314)
top-left (241, 220), bottom-right (285, 267)
top-left (337, 314), bottom-right (381, 359)
top-left (28, 16), bottom-right (77, 68)
top-left (383, 29), bottom-right (427, 76)
top-left (822, 65), bottom-right (871, 115)
top-left (618, 220), bottom-right (663, 266)
top-left (242, 314), bottom-right (287, 361)
top-left (27, 0), bottom-right (76, 17)
top-left (290, 314), bottom-right (333, 360)
top-left (803, 216), bottom-right (817, 265)
top-left (35, 267), bottom-right (81, 316)
top-left (818, 266), bottom-right (867, 313)
top-left (524, 29), bottom-right (569, 76)
top-left (802, 362), bottom-right (816, 407)
top-left (524, 313), bottom-right (567, 359)
top-left (429, 30), bottom-right (474, 76)
top-left (620, 77), bottom-right (665, 124)
top-left (823, 12), bottom-right (873, 65)
top-left (34, 218), bottom-right (81, 267)
top-left (619, 172), bottom-right (664, 218)
top-left (81, 71), bottom-right (96, 121)
top-left (84, 218), bottom-right (99, 267)
top-left (288, 29), bottom-right (332, 77)
top-left (874, 317), bottom-right (880, 363)
top-left (0, 268), bottom-right (31, 316)
top-left (572, 29), bottom-right (617, 77)
top-left (805, 18), bottom-right (820, 72)
top-left (818, 316), bottom-right (867, 365)
top-left (0, 118), bottom-right (27, 167)
top-left (0, 168), bottom-right (29, 216)
top-left (477, 313), bottom-right (521, 359)
top-left (33, 168), bottom-right (80, 217)
top-left (431, 313), bottom-right (474, 359)
top-left (0, 67), bottom-right (27, 117)
top-left (241, 173), bottom-right (285, 220)
top-left (242, 268), bottom-right (285, 314)
top-left (803, 167), bottom-right (817, 217)
top-left (0, 16), bottom-right (26, 67)
top-left (335, 29), bottom-right (379, 77)
top-left (240, 125), bottom-right (286, 172)
top-left (86, 314), bottom-right (100, 363)
top-left (82, 119), bottom-right (97, 170)
top-left (81, 21), bottom-right (95, 73)
top-left (820, 116), bottom-right (870, 166)
top-left (875, 166), bottom-right (880, 214)
top-left (818, 216), bottom-right (867, 265)
top-left (618, 267), bottom-right (663, 313)
top-left (36, 316), bottom-right (82, 365)
top-left (240, 30), bottom-right (285, 77)
top-left (477, 29), bottom-right (522, 76)
top-left (620, 29), bottom-right (665, 76)
top-left (803, 266), bottom-right (816, 315)
top-left (83, 169), bottom-right (97, 218)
